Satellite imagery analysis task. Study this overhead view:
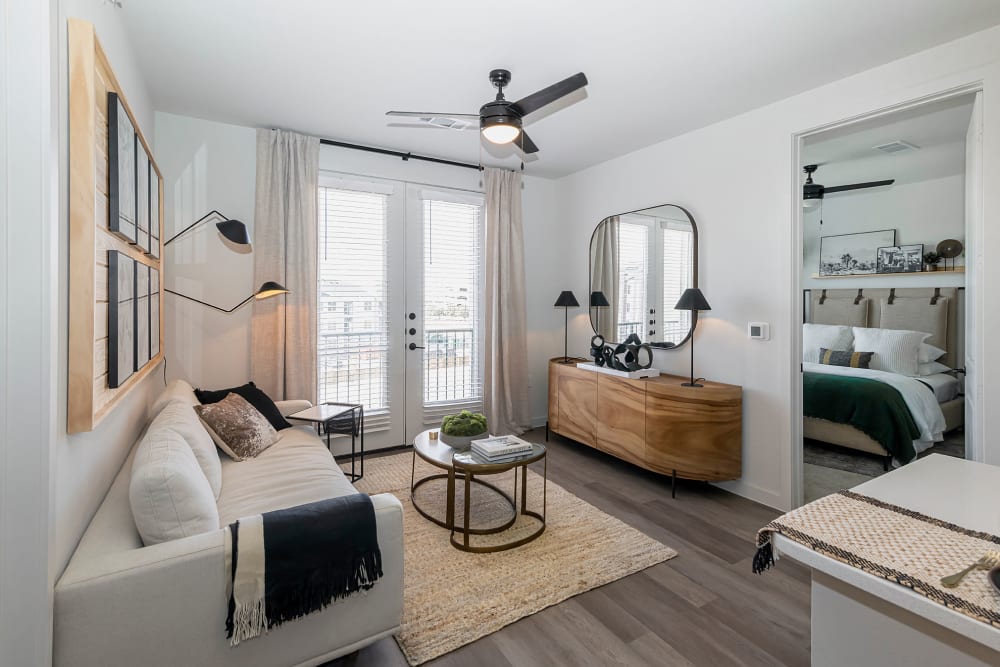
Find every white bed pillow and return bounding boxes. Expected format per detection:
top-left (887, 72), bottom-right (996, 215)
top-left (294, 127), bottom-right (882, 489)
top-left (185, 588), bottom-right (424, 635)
top-left (918, 361), bottom-right (951, 376)
top-left (802, 323), bottom-right (853, 364)
top-left (919, 342), bottom-right (946, 364)
top-left (852, 327), bottom-right (930, 377)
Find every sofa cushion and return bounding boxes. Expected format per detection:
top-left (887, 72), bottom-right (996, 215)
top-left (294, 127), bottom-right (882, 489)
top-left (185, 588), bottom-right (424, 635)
top-left (150, 378), bottom-right (199, 415)
top-left (194, 381), bottom-right (292, 431)
top-left (130, 427), bottom-right (220, 545)
top-left (216, 426), bottom-right (356, 526)
top-left (152, 400), bottom-right (223, 499)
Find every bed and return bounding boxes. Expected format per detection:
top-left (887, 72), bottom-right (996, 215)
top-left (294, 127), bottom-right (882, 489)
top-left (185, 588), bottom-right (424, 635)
top-left (803, 287), bottom-right (964, 468)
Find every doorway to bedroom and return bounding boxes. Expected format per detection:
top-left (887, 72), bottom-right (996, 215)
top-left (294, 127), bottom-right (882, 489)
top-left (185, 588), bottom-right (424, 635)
top-left (795, 90), bottom-right (982, 504)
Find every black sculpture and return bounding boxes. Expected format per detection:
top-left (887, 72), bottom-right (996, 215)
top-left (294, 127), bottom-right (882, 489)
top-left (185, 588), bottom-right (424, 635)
top-left (590, 333), bottom-right (653, 372)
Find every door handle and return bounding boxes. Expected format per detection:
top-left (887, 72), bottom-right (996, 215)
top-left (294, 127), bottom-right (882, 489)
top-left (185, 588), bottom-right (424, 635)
top-left (408, 343), bottom-right (425, 351)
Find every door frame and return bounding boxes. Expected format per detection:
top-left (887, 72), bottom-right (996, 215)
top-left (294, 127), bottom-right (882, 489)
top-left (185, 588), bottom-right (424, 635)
top-left (788, 83), bottom-right (985, 508)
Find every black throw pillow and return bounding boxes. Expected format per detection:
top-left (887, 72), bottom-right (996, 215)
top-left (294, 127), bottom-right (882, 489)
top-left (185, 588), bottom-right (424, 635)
top-left (194, 381), bottom-right (292, 431)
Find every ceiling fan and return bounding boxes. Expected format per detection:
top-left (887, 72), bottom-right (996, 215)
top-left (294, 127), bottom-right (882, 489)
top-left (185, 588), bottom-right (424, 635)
top-left (802, 164), bottom-right (894, 208)
top-left (386, 68), bottom-right (588, 155)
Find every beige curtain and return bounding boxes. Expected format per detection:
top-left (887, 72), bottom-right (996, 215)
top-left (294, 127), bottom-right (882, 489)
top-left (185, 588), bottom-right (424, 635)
top-left (590, 216), bottom-right (619, 341)
top-left (250, 129), bottom-right (320, 402)
top-left (483, 168), bottom-right (530, 435)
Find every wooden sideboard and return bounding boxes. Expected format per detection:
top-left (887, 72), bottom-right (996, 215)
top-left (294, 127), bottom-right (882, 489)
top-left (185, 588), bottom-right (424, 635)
top-left (547, 357), bottom-right (742, 489)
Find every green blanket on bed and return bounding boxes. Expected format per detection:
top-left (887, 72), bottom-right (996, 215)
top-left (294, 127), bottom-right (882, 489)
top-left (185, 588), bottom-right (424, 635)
top-left (803, 372), bottom-right (920, 463)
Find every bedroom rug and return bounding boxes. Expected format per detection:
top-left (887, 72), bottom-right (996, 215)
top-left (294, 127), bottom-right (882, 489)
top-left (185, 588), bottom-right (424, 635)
top-left (804, 432), bottom-right (965, 477)
top-left (755, 490), bottom-right (1000, 629)
top-left (344, 451), bottom-right (676, 665)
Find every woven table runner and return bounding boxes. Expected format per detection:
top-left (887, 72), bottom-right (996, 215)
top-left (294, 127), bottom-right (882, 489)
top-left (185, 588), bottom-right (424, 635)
top-left (754, 490), bottom-right (1000, 629)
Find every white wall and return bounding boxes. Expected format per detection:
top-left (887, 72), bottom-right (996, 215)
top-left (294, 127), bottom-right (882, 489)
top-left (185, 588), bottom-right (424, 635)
top-left (555, 25), bottom-right (1000, 510)
top-left (54, 2), bottom-right (160, 573)
top-left (803, 170), bottom-right (965, 290)
top-left (154, 115), bottom-right (565, 428)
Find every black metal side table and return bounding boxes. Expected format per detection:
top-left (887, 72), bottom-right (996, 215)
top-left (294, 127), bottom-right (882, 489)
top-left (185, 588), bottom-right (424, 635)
top-left (287, 402), bottom-right (365, 481)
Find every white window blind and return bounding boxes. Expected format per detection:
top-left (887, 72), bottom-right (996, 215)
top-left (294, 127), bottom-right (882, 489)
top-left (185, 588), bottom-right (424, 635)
top-left (421, 196), bottom-right (484, 423)
top-left (662, 223), bottom-right (693, 341)
top-left (617, 220), bottom-right (648, 341)
top-left (317, 186), bottom-right (391, 427)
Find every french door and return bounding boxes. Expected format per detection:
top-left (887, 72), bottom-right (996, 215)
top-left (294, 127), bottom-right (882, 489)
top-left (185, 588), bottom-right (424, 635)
top-left (316, 174), bottom-right (485, 453)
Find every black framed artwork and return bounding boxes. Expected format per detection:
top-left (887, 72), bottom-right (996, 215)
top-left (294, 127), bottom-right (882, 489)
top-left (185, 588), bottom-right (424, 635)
top-left (150, 266), bottom-right (160, 358)
top-left (108, 251), bottom-right (135, 388)
top-left (819, 229), bottom-right (896, 276)
top-left (134, 262), bottom-right (150, 371)
top-left (136, 139), bottom-right (150, 253)
top-left (107, 92), bottom-right (137, 244)
top-left (876, 244), bottom-right (924, 274)
top-left (147, 161), bottom-right (160, 259)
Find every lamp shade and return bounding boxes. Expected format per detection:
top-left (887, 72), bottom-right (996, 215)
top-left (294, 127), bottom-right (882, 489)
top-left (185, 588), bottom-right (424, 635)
top-left (590, 291), bottom-right (610, 307)
top-left (554, 290), bottom-right (580, 308)
top-left (255, 281), bottom-right (290, 300)
top-left (215, 219), bottom-right (251, 245)
top-left (674, 288), bottom-right (711, 311)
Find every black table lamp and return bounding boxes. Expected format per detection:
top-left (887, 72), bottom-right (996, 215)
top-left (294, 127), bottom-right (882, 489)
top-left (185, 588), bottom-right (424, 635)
top-left (554, 290), bottom-right (580, 363)
top-left (590, 291), bottom-right (610, 334)
top-left (674, 288), bottom-right (711, 387)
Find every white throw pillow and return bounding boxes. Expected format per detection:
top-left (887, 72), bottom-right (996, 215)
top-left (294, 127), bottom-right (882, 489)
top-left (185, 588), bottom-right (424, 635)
top-left (150, 378), bottom-right (198, 415)
top-left (130, 427), bottom-right (220, 546)
top-left (152, 399), bottom-right (223, 499)
top-left (802, 323), bottom-right (854, 364)
top-left (918, 361), bottom-right (951, 376)
top-left (852, 327), bottom-right (930, 377)
top-left (919, 342), bottom-right (946, 364)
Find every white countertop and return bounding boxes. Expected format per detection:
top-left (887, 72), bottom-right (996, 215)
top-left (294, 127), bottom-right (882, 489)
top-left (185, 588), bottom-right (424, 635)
top-left (775, 454), bottom-right (1000, 651)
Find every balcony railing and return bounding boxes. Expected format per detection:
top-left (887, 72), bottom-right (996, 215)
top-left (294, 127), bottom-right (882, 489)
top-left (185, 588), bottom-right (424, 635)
top-left (318, 330), bottom-right (388, 410)
top-left (424, 327), bottom-right (480, 403)
top-left (617, 321), bottom-right (643, 340)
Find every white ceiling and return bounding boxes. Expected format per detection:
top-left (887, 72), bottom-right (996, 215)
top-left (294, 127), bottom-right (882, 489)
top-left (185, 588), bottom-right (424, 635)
top-left (802, 95), bottom-right (975, 185)
top-left (120, 0), bottom-right (1000, 178)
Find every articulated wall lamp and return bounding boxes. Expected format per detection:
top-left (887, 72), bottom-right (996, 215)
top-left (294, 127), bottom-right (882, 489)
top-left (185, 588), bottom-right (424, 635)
top-left (165, 281), bottom-right (289, 313)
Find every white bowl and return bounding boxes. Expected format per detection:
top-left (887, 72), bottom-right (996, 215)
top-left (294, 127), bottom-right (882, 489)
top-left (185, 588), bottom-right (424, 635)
top-left (439, 433), bottom-right (484, 451)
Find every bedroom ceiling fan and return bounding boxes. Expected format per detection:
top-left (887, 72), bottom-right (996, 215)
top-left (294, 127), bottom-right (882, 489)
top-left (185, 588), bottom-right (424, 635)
top-left (386, 69), bottom-right (588, 155)
top-left (802, 164), bottom-right (895, 209)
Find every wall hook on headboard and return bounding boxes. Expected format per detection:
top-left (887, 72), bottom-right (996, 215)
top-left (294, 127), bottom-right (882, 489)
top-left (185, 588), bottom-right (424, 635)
top-left (931, 287), bottom-right (941, 305)
top-left (854, 289), bottom-right (864, 305)
top-left (887, 288), bottom-right (896, 305)
top-left (819, 289), bottom-right (828, 305)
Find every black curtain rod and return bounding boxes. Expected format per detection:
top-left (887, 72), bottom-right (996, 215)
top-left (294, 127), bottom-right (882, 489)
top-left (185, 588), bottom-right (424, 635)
top-left (319, 138), bottom-right (483, 172)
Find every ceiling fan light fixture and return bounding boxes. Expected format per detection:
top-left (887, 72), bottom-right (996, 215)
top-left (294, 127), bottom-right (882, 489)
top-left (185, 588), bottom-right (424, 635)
top-left (480, 118), bottom-right (521, 144)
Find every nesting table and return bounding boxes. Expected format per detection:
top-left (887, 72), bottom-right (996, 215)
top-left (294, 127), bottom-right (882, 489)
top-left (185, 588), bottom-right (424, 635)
top-left (410, 429), bottom-right (546, 552)
top-left (287, 402), bottom-right (365, 481)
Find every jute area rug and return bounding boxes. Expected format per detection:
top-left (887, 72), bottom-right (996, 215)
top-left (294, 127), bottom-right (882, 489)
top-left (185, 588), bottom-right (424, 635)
top-left (345, 451), bottom-right (676, 665)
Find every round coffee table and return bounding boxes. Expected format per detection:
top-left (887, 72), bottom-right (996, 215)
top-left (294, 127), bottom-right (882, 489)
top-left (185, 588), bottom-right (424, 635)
top-left (410, 430), bottom-right (547, 551)
top-left (410, 430), bottom-right (517, 535)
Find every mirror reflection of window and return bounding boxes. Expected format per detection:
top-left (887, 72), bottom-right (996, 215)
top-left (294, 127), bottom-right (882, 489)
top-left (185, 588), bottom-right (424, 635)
top-left (662, 220), bottom-right (693, 341)
top-left (617, 218), bottom-right (648, 341)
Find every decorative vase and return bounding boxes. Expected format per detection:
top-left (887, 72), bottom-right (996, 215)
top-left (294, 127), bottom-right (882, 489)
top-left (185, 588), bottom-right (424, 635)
top-left (439, 432), bottom-right (485, 450)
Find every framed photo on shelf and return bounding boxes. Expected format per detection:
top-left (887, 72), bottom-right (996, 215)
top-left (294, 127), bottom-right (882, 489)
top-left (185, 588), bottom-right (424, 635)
top-left (876, 244), bottom-right (923, 274)
top-left (819, 229), bottom-right (896, 276)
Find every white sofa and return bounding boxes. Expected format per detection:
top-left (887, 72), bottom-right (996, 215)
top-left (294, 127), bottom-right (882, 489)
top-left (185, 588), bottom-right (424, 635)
top-left (53, 380), bottom-right (404, 667)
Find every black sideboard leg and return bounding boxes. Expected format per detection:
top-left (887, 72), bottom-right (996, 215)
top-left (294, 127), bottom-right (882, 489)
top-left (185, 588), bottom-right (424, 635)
top-left (671, 469), bottom-right (677, 499)
top-left (545, 422), bottom-right (549, 441)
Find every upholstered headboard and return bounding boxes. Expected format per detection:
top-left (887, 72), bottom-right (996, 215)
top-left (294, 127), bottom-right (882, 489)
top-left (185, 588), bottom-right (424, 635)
top-left (806, 287), bottom-right (962, 369)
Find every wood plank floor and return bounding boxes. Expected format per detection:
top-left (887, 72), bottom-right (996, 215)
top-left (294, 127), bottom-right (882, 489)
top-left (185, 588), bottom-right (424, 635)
top-left (328, 428), bottom-right (810, 667)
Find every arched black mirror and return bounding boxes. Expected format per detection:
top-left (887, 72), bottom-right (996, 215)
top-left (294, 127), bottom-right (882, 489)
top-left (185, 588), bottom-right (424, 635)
top-left (588, 204), bottom-right (698, 348)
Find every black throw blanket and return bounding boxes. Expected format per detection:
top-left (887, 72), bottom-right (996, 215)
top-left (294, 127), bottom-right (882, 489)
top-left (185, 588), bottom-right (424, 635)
top-left (225, 493), bottom-right (383, 641)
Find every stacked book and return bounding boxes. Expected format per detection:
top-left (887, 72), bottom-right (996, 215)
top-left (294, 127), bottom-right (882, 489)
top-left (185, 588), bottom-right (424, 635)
top-left (470, 435), bottom-right (534, 462)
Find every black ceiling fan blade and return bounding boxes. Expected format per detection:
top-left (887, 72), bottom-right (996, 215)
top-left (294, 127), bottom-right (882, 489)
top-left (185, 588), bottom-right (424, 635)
top-left (825, 179), bottom-right (895, 194)
top-left (510, 72), bottom-right (588, 116)
top-left (516, 131), bottom-right (539, 154)
top-left (386, 111), bottom-right (480, 119)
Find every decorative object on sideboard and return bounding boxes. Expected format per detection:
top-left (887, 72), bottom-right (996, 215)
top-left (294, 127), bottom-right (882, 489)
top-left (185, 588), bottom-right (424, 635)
top-left (936, 239), bottom-right (964, 272)
top-left (674, 288), bottom-right (712, 388)
top-left (584, 332), bottom-right (658, 378)
top-left (554, 290), bottom-right (580, 363)
top-left (165, 281), bottom-right (290, 314)
top-left (819, 229), bottom-right (896, 276)
top-left (876, 244), bottom-right (923, 274)
top-left (923, 251), bottom-right (942, 271)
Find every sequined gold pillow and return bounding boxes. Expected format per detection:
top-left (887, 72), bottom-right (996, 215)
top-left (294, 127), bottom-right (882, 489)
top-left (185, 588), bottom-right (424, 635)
top-left (193, 393), bottom-right (278, 461)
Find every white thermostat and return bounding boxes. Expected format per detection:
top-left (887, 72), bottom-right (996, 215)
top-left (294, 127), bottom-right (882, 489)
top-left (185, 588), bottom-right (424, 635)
top-left (748, 322), bottom-right (770, 340)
